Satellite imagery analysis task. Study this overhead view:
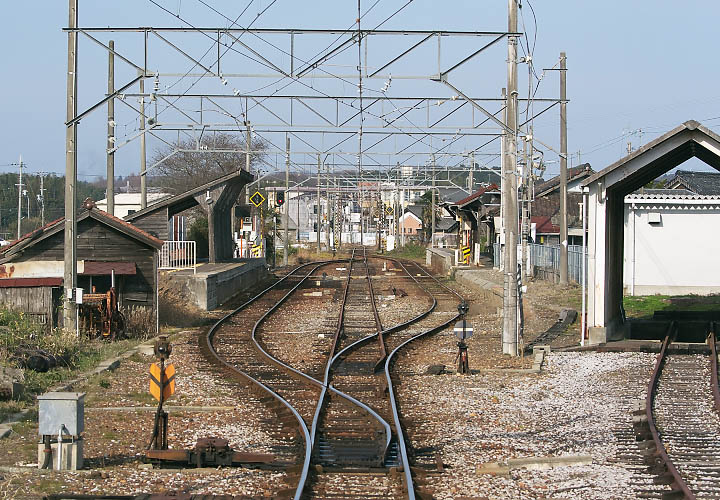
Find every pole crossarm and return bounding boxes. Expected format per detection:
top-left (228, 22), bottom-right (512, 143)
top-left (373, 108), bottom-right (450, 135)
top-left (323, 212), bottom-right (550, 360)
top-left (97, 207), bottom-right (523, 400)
top-left (80, 31), bottom-right (145, 72)
top-left (439, 79), bottom-right (512, 134)
top-left (66, 74), bottom-right (144, 127)
top-left (439, 34), bottom-right (505, 78)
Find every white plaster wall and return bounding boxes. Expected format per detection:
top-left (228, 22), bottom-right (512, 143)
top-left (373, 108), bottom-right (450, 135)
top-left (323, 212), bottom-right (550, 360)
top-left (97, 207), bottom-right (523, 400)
top-left (623, 205), bottom-right (720, 295)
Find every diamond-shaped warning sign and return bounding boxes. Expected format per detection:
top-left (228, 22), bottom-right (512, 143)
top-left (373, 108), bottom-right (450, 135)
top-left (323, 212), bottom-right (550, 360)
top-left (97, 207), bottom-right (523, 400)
top-left (249, 191), bottom-right (266, 208)
top-left (385, 205), bottom-right (394, 215)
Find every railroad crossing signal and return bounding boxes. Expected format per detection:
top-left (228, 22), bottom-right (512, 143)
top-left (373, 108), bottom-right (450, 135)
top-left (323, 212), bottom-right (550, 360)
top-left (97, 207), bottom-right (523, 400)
top-left (454, 320), bottom-right (474, 340)
top-left (149, 362), bottom-right (176, 401)
top-left (250, 191), bottom-right (266, 208)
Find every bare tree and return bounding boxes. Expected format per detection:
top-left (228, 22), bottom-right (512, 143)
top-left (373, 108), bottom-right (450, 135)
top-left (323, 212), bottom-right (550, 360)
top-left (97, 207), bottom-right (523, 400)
top-left (149, 132), bottom-right (266, 194)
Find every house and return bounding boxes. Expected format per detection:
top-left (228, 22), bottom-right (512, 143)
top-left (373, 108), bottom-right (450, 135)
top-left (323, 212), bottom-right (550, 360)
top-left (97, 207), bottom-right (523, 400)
top-left (623, 190), bottom-right (720, 296)
top-left (666, 170), bottom-right (720, 195)
top-left (443, 184), bottom-right (501, 264)
top-left (96, 192), bottom-right (172, 218)
top-left (399, 206), bottom-right (424, 237)
top-left (0, 202), bottom-right (163, 329)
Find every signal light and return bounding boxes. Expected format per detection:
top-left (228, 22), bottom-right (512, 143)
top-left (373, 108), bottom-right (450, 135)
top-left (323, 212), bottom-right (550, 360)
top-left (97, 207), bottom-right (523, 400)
top-left (277, 191), bottom-right (285, 206)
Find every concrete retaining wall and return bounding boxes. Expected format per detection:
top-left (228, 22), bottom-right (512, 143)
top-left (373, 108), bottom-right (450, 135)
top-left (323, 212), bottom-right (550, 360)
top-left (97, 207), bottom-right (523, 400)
top-left (162, 259), bottom-right (268, 310)
top-left (426, 248), bottom-right (454, 275)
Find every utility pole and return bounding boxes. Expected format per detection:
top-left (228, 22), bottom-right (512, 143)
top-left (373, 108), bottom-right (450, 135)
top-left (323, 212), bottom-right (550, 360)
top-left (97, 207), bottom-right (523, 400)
top-left (107, 40), bottom-right (115, 216)
top-left (559, 51), bottom-right (569, 285)
top-left (139, 72), bottom-right (147, 209)
top-left (16, 155), bottom-right (23, 241)
top-left (521, 134), bottom-right (529, 283)
top-left (284, 135), bottom-right (290, 266)
top-left (317, 154), bottom-right (321, 254)
top-left (64, 0), bottom-right (79, 331)
top-left (326, 161), bottom-right (331, 251)
top-left (502, 0), bottom-right (519, 356)
top-left (431, 155), bottom-right (436, 248)
top-left (39, 174), bottom-right (46, 227)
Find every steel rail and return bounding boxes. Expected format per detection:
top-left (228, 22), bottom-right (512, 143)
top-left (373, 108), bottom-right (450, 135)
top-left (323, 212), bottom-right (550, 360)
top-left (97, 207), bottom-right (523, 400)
top-left (204, 261), bottom-right (327, 500)
top-left (308, 249), bottom-right (393, 455)
top-left (645, 324), bottom-right (697, 500)
top-left (383, 259), bottom-right (463, 500)
top-left (362, 249), bottom-right (388, 365)
top-left (710, 322), bottom-right (720, 414)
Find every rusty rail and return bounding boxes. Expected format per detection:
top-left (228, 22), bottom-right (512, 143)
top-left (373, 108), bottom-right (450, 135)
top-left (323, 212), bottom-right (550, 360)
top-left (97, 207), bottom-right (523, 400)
top-left (710, 322), bottom-right (720, 414)
top-left (645, 324), bottom-right (697, 500)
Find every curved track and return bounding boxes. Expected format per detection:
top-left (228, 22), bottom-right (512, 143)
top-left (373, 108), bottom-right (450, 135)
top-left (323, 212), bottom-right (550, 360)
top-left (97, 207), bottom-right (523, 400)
top-left (202, 250), bottom-right (465, 499)
top-left (643, 324), bottom-right (720, 499)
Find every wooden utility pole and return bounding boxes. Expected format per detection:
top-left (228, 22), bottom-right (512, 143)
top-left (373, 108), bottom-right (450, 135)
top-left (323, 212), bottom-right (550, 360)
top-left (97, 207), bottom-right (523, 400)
top-left (559, 52), bottom-right (569, 284)
top-left (64, 0), bottom-right (79, 330)
top-left (284, 135), bottom-right (290, 266)
top-left (107, 40), bottom-right (115, 216)
top-left (502, 0), bottom-right (519, 356)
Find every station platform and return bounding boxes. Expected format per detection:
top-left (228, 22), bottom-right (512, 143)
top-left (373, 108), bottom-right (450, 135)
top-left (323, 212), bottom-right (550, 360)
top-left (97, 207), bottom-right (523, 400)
top-left (161, 259), bottom-right (268, 310)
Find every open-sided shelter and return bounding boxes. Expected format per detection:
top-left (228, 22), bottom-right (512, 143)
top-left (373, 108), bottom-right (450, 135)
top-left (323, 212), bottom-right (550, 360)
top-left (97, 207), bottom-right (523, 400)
top-left (581, 120), bottom-right (720, 344)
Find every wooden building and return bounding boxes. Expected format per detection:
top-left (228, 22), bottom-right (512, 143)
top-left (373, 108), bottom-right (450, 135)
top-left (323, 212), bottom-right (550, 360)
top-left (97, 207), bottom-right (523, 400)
top-left (0, 204), bottom-right (163, 328)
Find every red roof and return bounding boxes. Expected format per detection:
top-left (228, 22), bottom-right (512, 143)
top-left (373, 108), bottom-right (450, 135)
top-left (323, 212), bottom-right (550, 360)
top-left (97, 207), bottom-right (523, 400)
top-left (531, 215), bottom-right (559, 234)
top-left (81, 261), bottom-right (136, 275)
top-left (455, 184), bottom-right (500, 207)
top-left (0, 278), bottom-right (63, 288)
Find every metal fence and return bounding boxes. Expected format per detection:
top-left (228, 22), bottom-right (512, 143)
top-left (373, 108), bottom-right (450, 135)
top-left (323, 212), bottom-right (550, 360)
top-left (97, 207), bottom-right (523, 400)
top-left (159, 240), bottom-right (197, 273)
top-left (493, 242), bottom-right (587, 284)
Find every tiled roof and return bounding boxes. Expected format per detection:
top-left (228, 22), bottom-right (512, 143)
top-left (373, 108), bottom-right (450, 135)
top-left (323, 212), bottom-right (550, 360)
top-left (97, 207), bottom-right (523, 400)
top-left (667, 170), bottom-right (720, 195)
top-left (534, 164), bottom-right (593, 196)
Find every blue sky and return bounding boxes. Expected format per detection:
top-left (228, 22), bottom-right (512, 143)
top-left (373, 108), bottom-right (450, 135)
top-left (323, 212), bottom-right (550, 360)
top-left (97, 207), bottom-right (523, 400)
top-left (0, 1), bottom-right (717, 181)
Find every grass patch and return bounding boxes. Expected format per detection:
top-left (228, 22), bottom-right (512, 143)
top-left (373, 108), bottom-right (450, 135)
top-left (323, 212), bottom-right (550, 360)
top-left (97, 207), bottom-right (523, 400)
top-left (623, 294), bottom-right (720, 319)
top-left (386, 242), bottom-right (427, 261)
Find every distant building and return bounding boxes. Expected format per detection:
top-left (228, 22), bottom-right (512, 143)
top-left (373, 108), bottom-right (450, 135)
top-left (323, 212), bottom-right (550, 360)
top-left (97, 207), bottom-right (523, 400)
top-left (97, 192), bottom-right (172, 218)
top-left (665, 169), bottom-right (720, 195)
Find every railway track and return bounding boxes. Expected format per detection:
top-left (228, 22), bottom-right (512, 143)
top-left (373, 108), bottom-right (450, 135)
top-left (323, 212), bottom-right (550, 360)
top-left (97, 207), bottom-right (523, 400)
top-left (639, 323), bottom-right (720, 499)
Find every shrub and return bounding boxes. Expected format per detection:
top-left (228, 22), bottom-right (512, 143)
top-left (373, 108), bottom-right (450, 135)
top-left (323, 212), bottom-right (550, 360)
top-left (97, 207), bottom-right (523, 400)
top-left (122, 305), bottom-right (155, 340)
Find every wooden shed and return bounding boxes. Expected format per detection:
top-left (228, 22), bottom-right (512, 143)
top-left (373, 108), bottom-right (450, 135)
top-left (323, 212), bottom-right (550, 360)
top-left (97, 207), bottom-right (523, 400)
top-left (0, 205), bottom-right (163, 329)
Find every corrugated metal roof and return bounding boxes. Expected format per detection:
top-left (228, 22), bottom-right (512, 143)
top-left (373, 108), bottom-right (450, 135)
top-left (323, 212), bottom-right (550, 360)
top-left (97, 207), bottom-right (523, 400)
top-left (0, 278), bottom-right (63, 287)
top-left (81, 261), bottom-right (136, 275)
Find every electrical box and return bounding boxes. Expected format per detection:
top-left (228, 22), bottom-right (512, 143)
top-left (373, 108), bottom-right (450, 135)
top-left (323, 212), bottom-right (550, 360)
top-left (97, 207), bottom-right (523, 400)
top-left (37, 392), bottom-right (85, 436)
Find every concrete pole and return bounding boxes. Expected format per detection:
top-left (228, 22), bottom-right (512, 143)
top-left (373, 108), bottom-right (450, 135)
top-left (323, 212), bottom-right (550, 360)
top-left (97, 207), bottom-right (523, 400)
top-left (284, 135), bottom-right (289, 266)
top-left (521, 134), bottom-right (528, 284)
top-left (326, 162), bottom-right (331, 251)
top-left (431, 155), bottom-right (436, 248)
top-left (107, 40), bottom-right (115, 216)
top-left (559, 52), bottom-right (569, 284)
top-left (40, 174), bottom-right (45, 227)
top-left (64, 0), bottom-right (78, 330)
top-left (317, 154), bottom-right (321, 254)
top-left (17, 156), bottom-right (23, 241)
top-left (376, 172), bottom-right (381, 251)
top-left (502, 0), bottom-right (519, 356)
top-left (140, 74), bottom-right (147, 209)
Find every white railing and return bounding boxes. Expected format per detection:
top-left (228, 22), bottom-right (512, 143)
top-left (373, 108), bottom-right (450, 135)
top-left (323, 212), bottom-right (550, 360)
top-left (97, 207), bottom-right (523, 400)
top-left (159, 240), bottom-right (196, 273)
